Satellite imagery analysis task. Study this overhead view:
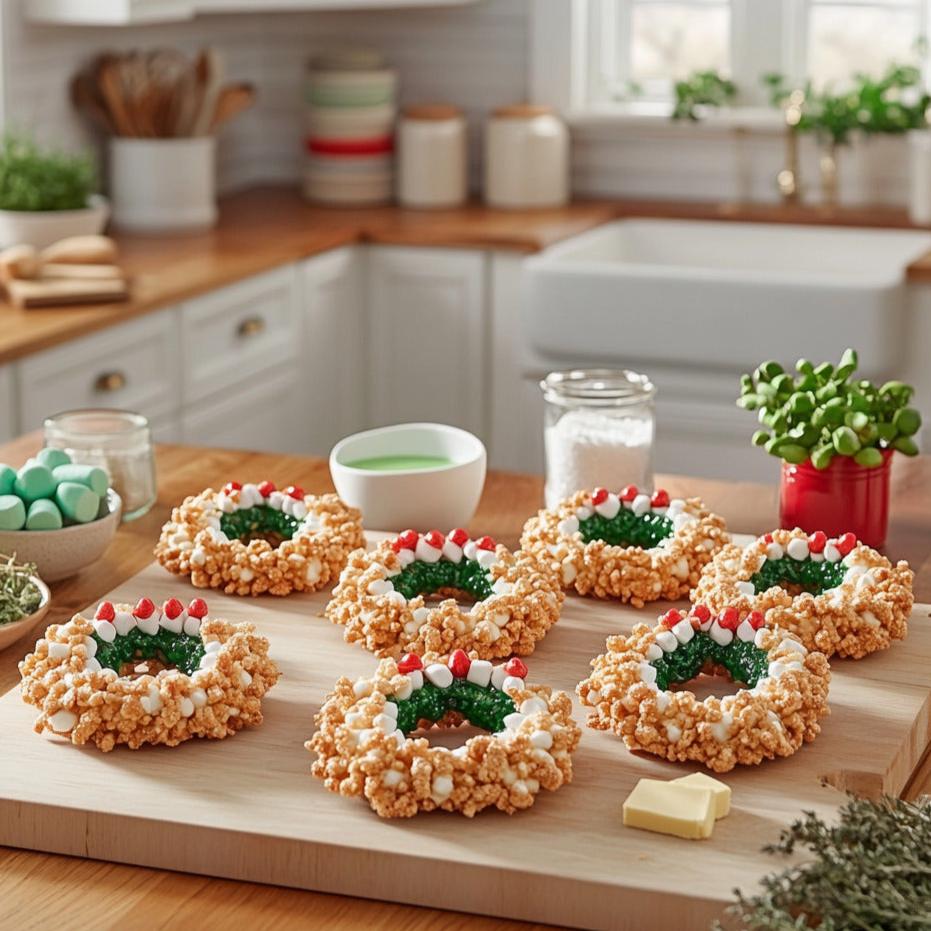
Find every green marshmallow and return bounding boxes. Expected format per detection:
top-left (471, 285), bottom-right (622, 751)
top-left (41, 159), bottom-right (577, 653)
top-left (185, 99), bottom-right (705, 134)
top-left (0, 464), bottom-right (15, 496)
top-left (0, 494), bottom-right (26, 530)
top-left (51, 464), bottom-right (109, 497)
top-left (25, 499), bottom-right (63, 531)
top-left (55, 481), bottom-right (99, 524)
top-left (13, 463), bottom-right (57, 503)
top-left (36, 447), bottom-right (71, 470)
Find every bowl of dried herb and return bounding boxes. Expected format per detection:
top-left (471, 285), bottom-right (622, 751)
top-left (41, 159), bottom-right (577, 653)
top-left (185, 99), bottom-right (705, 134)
top-left (0, 554), bottom-right (50, 653)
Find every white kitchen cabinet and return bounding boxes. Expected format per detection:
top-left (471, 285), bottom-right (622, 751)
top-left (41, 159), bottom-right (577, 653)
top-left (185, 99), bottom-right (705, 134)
top-left (368, 246), bottom-right (487, 439)
top-left (16, 311), bottom-right (181, 434)
top-left (0, 365), bottom-right (16, 444)
top-left (180, 266), bottom-right (300, 405)
top-left (300, 247), bottom-right (366, 456)
top-left (181, 367), bottom-right (300, 453)
top-left (26, 0), bottom-right (475, 25)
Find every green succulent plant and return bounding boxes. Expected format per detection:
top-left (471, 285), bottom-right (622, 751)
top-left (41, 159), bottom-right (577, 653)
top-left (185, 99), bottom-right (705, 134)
top-left (738, 349), bottom-right (921, 469)
top-left (671, 70), bottom-right (737, 121)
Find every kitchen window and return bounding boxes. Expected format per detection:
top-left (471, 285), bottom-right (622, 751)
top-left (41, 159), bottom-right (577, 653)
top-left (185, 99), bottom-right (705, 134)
top-left (534, 0), bottom-right (929, 116)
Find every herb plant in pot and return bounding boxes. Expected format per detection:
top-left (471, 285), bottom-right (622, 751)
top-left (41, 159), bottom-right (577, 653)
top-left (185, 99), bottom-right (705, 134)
top-left (0, 134), bottom-right (107, 249)
top-left (738, 348), bottom-right (921, 548)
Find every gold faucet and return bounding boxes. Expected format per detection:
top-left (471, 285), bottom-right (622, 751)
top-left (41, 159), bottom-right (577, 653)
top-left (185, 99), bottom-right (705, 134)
top-left (777, 89), bottom-right (805, 204)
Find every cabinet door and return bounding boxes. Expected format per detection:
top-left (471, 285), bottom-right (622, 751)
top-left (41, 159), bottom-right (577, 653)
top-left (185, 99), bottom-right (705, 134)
top-left (368, 247), bottom-right (486, 437)
top-left (17, 311), bottom-right (181, 433)
top-left (180, 367), bottom-right (300, 454)
top-left (0, 365), bottom-right (16, 443)
top-left (180, 266), bottom-right (300, 405)
top-left (300, 247), bottom-right (365, 456)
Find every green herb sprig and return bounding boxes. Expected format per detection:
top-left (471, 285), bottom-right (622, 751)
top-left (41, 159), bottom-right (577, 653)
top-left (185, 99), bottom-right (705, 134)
top-left (738, 348), bottom-right (921, 469)
top-left (0, 133), bottom-right (96, 212)
top-left (0, 553), bottom-right (42, 626)
top-left (724, 795), bottom-right (931, 930)
top-left (763, 61), bottom-right (930, 146)
top-left (672, 70), bottom-right (737, 121)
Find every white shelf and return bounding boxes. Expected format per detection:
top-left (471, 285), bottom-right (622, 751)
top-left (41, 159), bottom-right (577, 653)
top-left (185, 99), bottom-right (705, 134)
top-left (27, 0), bottom-right (476, 25)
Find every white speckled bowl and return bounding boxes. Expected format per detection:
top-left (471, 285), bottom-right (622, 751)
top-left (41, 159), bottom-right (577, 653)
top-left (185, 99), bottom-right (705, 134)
top-left (0, 575), bottom-right (50, 653)
top-left (0, 490), bottom-right (122, 581)
top-left (330, 423), bottom-right (486, 532)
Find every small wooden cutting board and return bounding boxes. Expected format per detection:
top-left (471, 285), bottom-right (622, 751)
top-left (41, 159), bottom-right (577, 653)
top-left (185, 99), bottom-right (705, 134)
top-left (5, 267), bottom-right (129, 308)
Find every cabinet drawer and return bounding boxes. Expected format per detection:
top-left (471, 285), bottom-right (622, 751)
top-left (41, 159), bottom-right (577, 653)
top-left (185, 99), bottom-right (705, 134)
top-left (17, 312), bottom-right (181, 432)
top-left (0, 365), bottom-right (16, 443)
top-left (181, 367), bottom-right (301, 454)
top-left (181, 266), bottom-right (300, 404)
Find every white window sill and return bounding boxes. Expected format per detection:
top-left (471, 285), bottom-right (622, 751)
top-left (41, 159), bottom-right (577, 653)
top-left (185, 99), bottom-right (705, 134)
top-left (565, 104), bottom-right (785, 133)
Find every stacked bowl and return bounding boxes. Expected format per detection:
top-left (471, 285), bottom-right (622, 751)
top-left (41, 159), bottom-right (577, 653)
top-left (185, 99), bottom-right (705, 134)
top-left (304, 49), bottom-right (397, 206)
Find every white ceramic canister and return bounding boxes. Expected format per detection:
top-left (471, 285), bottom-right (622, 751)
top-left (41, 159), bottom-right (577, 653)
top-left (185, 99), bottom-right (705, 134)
top-left (397, 104), bottom-right (468, 209)
top-left (109, 137), bottom-right (217, 232)
top-left (484, 104), bottom-right (569, 209)
top-left (908, 130), bottom-right (931, 225)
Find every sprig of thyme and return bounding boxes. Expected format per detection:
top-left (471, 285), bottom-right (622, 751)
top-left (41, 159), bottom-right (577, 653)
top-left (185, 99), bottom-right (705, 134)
top-left (0, 553), bottom-right (42, 626)
top-left (723, 796), bottom-right (931, 930)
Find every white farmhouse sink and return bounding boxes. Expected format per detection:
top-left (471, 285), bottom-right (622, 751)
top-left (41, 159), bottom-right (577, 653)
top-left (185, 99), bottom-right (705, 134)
top-left (524, 219), bottom-right (931, 371)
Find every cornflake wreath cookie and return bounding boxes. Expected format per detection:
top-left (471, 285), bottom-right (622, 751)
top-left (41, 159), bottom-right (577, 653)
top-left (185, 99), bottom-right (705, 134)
top-left (155, 480), bottom-right (364, 596)
top-left (308, 650), bottom-right (580, 817)
top-left (19, 596), bottom-right (279, 751)
top-left (692, 528), bottom-right (914, 659)
top-left (521, 485), bottom-right (729, 606)
top-left (327, 528), bottom-right (564, 659)
top-left (578, 604), bottom-right (831, 773)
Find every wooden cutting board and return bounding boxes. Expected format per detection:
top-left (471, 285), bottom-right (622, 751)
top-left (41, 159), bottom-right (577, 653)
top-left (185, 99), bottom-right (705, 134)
top-left (5, 268), bottom-right (128, 308)
top-left (1, 539), bottom-right (929, 930)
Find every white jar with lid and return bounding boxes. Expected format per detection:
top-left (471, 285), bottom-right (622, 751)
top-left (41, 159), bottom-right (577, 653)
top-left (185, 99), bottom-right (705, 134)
top-left (484, 104), bottom-right (569, 208)
top-left (397, 104), bottom-right (468, 209)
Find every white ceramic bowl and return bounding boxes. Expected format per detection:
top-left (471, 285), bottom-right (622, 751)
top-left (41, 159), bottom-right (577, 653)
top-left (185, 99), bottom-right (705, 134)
top-left (0, 490), bottom-right (121, 582)
top-left (0, 194), bottom-right (109, 249)
top-left (0, 575), bottom-right (50, 653)
top-left (330, 423), bottom-right (486, 532)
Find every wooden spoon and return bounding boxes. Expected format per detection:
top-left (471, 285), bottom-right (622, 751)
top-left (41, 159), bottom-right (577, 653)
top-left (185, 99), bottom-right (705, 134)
top-left (191, 47), bottom-right (224, 136)
top-left (209, 82), bottom-right (256, 132)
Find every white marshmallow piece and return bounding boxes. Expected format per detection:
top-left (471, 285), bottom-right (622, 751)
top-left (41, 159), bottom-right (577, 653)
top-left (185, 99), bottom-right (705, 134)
top-left (575, 506), bottom-right (593, 521)
top-left (736, 619), bottom-right (757, 642)
top-left (47, 641), bottom-right (70, 660)
top-left (415, 537), bottom-right (443, 563)
top-left (367, 578), bottom-right (394, 597)
top-left (93, 619), bottom-right (116, 643)
top-left (463, 540), bottom-right (478, 561)
top-left (557, 515), bottom-right (580, 537)
top-left (655, 630), bottom-right (679, 653)
top-left (824, 543), bottom-right (842, 563)
top-left (736, 580), bottom-right (756, 597)
top-left (442, 540), bottom-right (463, 563)
top-left (503, 712), bottom-right (527, 731)
top-left (477, 549), bottom-right (497, 569)
top-left (639, 662), bottom-right (657, 685)
top-left (709, 622), bottom-right (733, 646)
top-left (83, 635), bottom-right (97, 658)
top-left (466, 659), bottom-right (493, 687)
top-left (520, 697), bottom-right (548, 715)
top-left (671, 619), bottom-right (694, 644)
top-left (161, 609), bottom-right (186, 634)
top-left (424, 663), bottom-right (453, 688)
top-left (631, 494), bottom-right (652, 517)
top-left (766, 542), bottom-right (785, 560)
top-left (490, 664), bottom-right (508, 690)
top-left (183, 615), bottom-right (202, 637)
top-left (787, 538), bottom-right (810, 561)
top-left (136, 611), bottom-right (161, 636)
top-left (594, 493), bottom-right (621, 519)
top-left (113, 611), bottom-right (135, 636)
top-left (502, 675), bottom-right (525, 692)
top-left (48, 709), bottom-right (77, 733)
top-left (645, 643), bottom-right (663, 661)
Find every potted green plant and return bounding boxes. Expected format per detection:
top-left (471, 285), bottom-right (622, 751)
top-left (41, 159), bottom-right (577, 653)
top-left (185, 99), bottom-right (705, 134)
top-left (0, 133), bottom-right (107, 249)
top-left (738, 348), bottom-right (921, 547)
top-left (764, 63), bottom-right (930, 204)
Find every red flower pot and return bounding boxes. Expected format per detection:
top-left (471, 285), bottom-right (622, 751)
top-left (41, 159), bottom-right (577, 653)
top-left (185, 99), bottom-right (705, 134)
top-left (779, 449), bottom-right (893, 549)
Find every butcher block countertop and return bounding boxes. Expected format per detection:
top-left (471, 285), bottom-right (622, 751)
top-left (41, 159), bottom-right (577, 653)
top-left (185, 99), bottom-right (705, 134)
top-left (1, 435), bottom-right (931, 931)
top-left (2, 185), bottom-right (931, 365)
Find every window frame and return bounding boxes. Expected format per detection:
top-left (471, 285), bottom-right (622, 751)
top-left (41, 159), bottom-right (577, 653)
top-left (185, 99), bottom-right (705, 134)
top-left (531, 0), bottom-right (929, 122)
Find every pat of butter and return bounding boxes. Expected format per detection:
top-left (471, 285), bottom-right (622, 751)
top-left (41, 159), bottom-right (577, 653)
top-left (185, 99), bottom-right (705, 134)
top-left (671, 772), bottom-right (731, 819)
top-left (622, 778), bottom-right (715, 840)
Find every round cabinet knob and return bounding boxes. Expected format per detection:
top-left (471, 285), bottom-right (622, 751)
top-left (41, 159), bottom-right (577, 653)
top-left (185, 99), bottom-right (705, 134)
top-left (237, 316), bottom-right (266, 339)
top-left (94, 371), bottom-right (127, 393)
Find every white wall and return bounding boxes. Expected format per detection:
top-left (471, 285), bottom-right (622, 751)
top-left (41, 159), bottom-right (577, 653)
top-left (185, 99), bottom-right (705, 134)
top-left (0, 0), bottom-right (529, 193)
top-left (0, 0), bottom-right (912, 205)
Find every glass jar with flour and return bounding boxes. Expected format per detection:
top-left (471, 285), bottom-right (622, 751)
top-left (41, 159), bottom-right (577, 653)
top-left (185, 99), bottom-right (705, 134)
top-left (540, 369), bottom-right (655, 508)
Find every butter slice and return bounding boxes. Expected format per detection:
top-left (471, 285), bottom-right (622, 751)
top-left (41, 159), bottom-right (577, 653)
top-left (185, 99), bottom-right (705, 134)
top-left (671, 772), bottom-right (731, 819)
top-left (622, 778), bottom-right (715, 840)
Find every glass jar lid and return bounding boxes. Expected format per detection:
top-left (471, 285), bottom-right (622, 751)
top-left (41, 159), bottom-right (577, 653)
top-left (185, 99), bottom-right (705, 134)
top-left (540, 369), bottom-right (655, 409)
